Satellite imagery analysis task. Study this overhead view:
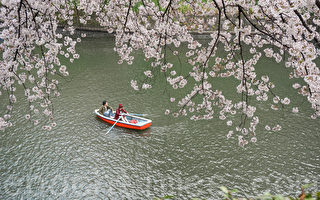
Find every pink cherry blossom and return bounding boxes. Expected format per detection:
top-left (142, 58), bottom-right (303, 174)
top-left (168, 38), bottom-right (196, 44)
top-left (0, 0), bottom-right (319, 146)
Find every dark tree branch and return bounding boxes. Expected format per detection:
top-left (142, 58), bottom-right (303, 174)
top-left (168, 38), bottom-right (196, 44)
top-left (124, 0), bottom-right (132, 30)
top-left (238, 5), bottom-right (249, 128)
top-left (200, 0), bottom-right (221, 93)
top-left (221, 0), bottom-right (236, 26)
top-left (239, 6), bottom-right (290, 49)
top-left (162, 0), bottom-right (171, 18)
top-left (293, 10), bottom-right (312, 33)
top-left (315, 0), bottom-right (320, 10)
top-left (293, 9), bottom-right (320, 47)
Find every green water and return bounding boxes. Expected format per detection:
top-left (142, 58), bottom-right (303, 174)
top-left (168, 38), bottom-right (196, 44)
top-left (1, 33), bottom-right (319, 199)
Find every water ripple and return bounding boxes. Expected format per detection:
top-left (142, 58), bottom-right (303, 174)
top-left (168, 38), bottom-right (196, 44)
top-left (1, 37), bottom-right (320, 199)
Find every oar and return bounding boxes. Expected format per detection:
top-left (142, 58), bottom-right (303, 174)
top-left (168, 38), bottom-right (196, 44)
top-left (106, 117), bottom-right (121, 134)
top-left (128, 113), bottom-right (147, 116)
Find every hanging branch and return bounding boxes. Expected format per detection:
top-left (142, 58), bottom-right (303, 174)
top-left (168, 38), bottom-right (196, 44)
top-left (124, 0), bottom-right (132, 30)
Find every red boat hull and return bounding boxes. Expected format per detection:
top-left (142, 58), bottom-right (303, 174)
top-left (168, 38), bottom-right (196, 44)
top-left (95, 109), bottom-right (152, 130)
top-left (97, 115), bottom-right (151, 130)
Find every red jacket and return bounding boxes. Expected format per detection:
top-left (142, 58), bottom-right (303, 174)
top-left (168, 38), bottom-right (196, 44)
top-left (114, 107), bottom-right (127, 120)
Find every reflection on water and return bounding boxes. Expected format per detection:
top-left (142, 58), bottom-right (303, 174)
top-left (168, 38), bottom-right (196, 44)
top-left (1, 35), bottom-right (319, 199)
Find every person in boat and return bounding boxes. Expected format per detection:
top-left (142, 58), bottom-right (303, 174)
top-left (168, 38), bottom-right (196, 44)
top-left (114, 104), bottom-right (128, 122)
top-left (98, 100), bottom-right (114, 117)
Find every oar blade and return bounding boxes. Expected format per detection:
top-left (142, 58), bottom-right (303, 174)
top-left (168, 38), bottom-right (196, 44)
top-left (106, 118), bottom-right (121, 134)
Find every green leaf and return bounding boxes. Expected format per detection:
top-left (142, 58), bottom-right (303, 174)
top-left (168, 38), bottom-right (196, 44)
top-left (132, 1), bottom-right (144, 13)
top-left (162, 195), bottom-right (174, 199)
top-left (305, 193), bottom-right (313, 199)
top-left (229, 189), bottom-right (238, 194)
top-left (257, 192), bottom-right (273, 199)
top-left (249, 7), bottom-right (253, 14)
top-left (219, 186), bottom-right (229, 194)
top-left (273, 195), bottom-right (286, 200)
top-left (316, 191), bottom-right (320, 199)
top-left (302, 183), bottom-right (314, 189)
top-left (179, 4), bottom-right (191, 13)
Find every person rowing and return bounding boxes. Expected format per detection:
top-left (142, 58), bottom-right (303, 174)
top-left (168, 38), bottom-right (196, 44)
top-left (114, 104), bottom-right (128, 122)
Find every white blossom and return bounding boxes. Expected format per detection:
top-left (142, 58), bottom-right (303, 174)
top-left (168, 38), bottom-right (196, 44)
top-left (226, 120), bottom-right (233, 126)
top-left (265, 125), bottom-right (271, 131)
top-left (292, 107), bottom-right (299, 113)
top-left (0, 0), bottom-right (319, 147)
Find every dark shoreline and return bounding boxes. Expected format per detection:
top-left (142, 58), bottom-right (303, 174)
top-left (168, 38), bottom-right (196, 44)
top-left (61, 26), bottom-right (213, 40)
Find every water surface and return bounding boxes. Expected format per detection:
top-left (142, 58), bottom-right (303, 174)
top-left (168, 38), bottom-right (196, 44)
top-left (1, 34), bottom-right (319, 199)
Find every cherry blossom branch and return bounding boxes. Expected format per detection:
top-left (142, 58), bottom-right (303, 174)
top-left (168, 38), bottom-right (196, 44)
top-left (238, 6), bottom-right (289, 49)
top-left (293, 9), bottom-right (320, 47)
top-left (237, 5), bottom-right (249, 128)
top-left (124, 0), bottom-right (132, 30)
top-left (221, 0), bottom-right (237, 26)
top-left (162, 0), bottom-right (172, 18)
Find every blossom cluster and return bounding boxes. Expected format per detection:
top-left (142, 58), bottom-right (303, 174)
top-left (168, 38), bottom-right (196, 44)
top-left (1, 0), bottom-right (319, 146)
top-left (121, 0), bottom-right (320, 145)
top-left (0, 0), bottom-right (81, 130)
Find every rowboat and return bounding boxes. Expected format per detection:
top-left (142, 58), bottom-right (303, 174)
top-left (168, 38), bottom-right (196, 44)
top-left (94, 109), bottom-right (152, 130)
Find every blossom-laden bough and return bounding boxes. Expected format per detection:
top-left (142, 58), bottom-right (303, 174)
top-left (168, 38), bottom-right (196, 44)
top-left (0, 0), bottom-right (319, 146)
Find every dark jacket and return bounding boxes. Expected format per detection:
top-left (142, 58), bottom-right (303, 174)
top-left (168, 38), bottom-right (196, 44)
top-left (98, 105), bottom-right (113, 115)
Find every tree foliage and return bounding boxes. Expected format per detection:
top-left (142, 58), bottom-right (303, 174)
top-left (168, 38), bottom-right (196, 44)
top-left (0, 0), bottom-right (319, 145)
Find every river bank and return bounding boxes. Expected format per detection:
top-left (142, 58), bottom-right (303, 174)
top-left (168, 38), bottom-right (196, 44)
top-left (59, 25), bottom-right (213, 40)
